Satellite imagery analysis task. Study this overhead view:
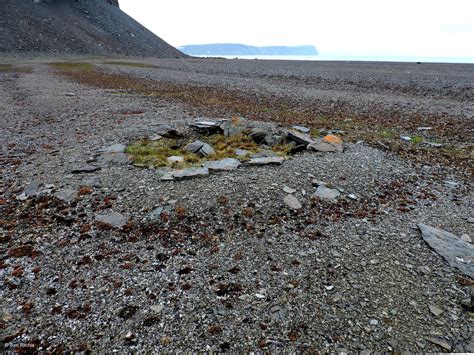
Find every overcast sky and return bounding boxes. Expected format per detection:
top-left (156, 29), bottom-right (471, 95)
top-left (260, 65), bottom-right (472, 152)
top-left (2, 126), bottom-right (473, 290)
top-left (120, 0), bottom-right (474, 58)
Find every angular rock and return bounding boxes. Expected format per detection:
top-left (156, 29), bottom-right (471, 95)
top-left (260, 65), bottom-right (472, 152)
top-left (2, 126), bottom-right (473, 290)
top-left (98, 143), bottom-right (126, 154)
top-left (314, 185), bottom-right (341, 201)
top-left (198, 144), bottom-right (215, 157)
top-left (283, 186), bottom-right (297, 194)
top-left (204, 158), bottom-right (241, 172)
top-left (287, 130), bottom-right (313, 146)
top-left (292, 125), bottom-right (311, 133)
top-left (248, 157), bottom-right (284, 166)
top-left (418, 224), bottom-right (474, 277)
top-left (307, 135), bottom-right (343, 153)
top-left (94, 212), bottom-right (127, 228)
top-left (425, 337), bottom-right (452, 351)
top-left (191, 120), bottom-right (222, 134)
top-left (160, 167), bottom-right (209, 181)
top-left (428, 304), bottom-right (444, 317)
top-left (284, 194), bottom-right (302, 210)
top-left (184, 140), bottom-right (215, 157)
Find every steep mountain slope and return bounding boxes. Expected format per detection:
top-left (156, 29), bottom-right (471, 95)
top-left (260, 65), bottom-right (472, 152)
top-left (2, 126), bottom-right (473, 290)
top-left (0, 0), bottom-right (185, 57)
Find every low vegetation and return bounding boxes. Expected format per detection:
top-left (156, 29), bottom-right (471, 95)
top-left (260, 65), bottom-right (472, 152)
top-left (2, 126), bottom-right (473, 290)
top-left (125, 133), bottom-right (291, 169)
top-left (101, 61), bottom-right (156, 68)
top-left (0, 64), bottom-right (32, 73)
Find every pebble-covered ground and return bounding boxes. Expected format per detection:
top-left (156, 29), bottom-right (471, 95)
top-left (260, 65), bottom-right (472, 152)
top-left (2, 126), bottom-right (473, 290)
top-left (1, 58), bottom-right (473, 352)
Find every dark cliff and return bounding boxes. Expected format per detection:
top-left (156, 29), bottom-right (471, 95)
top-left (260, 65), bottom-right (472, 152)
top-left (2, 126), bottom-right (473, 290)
top-left (0, 0), bottom-right (186, 58)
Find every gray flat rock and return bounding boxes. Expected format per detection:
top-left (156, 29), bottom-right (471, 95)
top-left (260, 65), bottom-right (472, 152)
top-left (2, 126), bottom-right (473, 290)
top-left (292, 125), bottom-right (311, 133)
top-left (287, 130), bottom-right (313, 146)
top-left (418, 223), bottom-right (474, 277)
top-left (54, 189), bottom-right (77, 202)
top-left (284, 194), bottom-right (302, 210)
top-left (184, 140), bottom-right (206, 153)
top-left (204, 158), bottom-right (241, 172)
top-left (283, 186), bottom-right (297, 194)
top-left (308, 139), bottom-right (343, 153)
top-left (161, 167), bottom-right (209, 181)
top-left (98, 143), bottom-right (126, 154)
top-left (314, 185), bottom-right (341, 200)
top-left (248, 157), bottom-right (284, 166)
top-left (95, 212), bottom-right (127, 228)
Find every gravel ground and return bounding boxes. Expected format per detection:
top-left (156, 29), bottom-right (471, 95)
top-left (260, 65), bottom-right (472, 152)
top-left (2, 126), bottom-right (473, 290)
top-left (1, 59), bottom-right (473, 352)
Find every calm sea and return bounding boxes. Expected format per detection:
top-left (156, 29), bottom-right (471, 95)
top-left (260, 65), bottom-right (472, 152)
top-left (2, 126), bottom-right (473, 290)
top-left (198, 54), bottom-right (474, 64)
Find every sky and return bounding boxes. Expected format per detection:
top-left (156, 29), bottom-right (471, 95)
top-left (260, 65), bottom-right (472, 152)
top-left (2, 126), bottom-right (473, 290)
top-left (120, 0), bottom-right (474, 58)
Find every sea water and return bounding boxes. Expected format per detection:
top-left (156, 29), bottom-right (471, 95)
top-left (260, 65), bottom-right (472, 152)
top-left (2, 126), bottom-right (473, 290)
top-left (197, 54), bottom-right (474, 64)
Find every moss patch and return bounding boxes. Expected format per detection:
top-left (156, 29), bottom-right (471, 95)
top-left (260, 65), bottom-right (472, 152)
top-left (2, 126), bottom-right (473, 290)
top-left (0, 64), bottom-right (32, 73)
top-left (102, 61), bottom-right (156, 68)
top-left (49, 62), bottom-right (94, 71)
top-left (125, 133), bottom-right (292, 169)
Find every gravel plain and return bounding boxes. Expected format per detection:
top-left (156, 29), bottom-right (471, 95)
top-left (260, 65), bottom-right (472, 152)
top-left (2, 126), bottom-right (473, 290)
top-left (1, 58), bottom-right (473, 352)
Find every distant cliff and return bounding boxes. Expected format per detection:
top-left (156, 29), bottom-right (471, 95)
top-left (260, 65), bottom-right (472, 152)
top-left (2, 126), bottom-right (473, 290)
top-left (0, 0), bottom-right (186, 58)
top-left (179, 44), bottom-right (318, 56)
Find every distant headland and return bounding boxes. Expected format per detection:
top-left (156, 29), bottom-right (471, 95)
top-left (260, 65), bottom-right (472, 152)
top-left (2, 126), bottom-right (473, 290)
top-left (178, 43), bottom-right (318, 56)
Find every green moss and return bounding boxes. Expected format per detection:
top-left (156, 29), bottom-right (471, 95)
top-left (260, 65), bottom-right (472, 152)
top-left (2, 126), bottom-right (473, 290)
top-left (125, 139), bottom-right (199, 168)
top-left (411, 136), bottom-right (424, 144)
top-left (49, 62), bottom-right (94, 71)
top-left (126, 133), bottom-right (293, 169)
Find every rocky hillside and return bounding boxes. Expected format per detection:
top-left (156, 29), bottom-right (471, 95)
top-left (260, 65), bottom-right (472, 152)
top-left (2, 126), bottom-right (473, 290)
top-left (0, 0), bottom-right (186, 57)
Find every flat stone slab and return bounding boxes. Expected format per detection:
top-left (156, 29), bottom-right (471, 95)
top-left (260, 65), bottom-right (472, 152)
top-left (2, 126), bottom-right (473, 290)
top-left (161, 167), bottom-right (209, 181)
top-left (313, 185), bottom-right (341, 200)
top-left (95, 212), bottom-right (127, 228)
top-left (54, 189), bottom-right (77, 202)
top-left (284, 194), bottom-right (302, 210)
top-left (204, 158), bottom-right (241, 172)
top-left (418, 223), bottom-right (474, 278)
top-left (248, 157), bottom-right (284, 166)
top-left (98, 143), bottom-right (126, 154)
top-left (287, 130), bottom-right (314, 146)
top-left (292, 125), bottom-right (311, 133)
top-left (307, 135), bottom-right (343, 153)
